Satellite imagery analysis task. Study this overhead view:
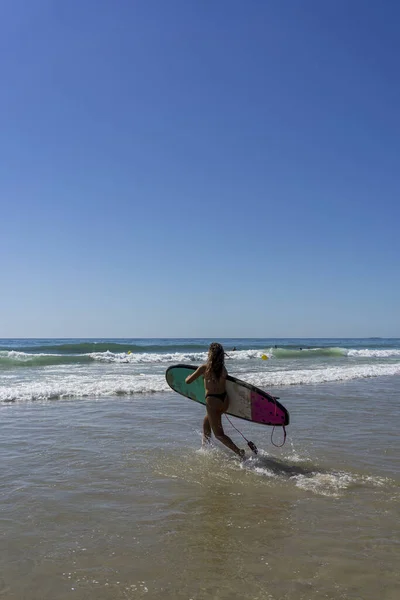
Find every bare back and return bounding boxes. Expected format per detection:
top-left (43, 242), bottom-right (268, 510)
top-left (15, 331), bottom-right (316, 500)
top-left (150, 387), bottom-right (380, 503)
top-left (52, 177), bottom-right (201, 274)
top-left (203, 365), bottom-right (228, 397)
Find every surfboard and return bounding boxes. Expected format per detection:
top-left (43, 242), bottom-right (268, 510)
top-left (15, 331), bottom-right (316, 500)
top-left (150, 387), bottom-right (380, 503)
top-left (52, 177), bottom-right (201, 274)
top-left (165, 364), bottom-right (289, 427)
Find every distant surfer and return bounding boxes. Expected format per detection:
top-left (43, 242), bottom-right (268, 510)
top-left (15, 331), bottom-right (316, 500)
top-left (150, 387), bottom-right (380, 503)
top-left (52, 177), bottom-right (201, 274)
top-left (185, 342), bottom-right (245, 458)
top-left (232, 346), bottom-right (237, 351)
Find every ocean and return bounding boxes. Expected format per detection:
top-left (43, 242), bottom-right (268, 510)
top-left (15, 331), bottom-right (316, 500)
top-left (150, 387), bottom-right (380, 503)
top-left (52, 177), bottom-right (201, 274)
top-left (1, 338), bottom-right (399, 599)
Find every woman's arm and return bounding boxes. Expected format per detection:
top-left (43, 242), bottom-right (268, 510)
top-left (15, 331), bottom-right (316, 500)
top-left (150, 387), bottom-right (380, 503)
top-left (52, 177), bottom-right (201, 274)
top-left (185, 364), bottom-right (206, 384)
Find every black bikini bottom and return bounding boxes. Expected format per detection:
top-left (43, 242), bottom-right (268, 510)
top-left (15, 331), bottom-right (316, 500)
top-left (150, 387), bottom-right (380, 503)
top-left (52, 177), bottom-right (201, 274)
top-left (205, 392), bottom-right (227, 402)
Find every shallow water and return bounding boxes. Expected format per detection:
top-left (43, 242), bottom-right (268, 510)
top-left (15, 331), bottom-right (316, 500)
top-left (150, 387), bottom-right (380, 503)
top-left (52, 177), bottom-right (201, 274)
top-left (1, 374), bottom-right (399, 599)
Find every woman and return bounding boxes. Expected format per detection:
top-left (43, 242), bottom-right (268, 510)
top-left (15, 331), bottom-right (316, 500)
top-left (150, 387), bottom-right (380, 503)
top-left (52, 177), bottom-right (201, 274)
top-left (185, 342), bottom-right (245, 458)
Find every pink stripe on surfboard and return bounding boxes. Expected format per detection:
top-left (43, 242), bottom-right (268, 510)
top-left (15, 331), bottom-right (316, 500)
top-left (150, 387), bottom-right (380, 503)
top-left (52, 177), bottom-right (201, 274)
top-left (250, 391), bottom-right (285, 425)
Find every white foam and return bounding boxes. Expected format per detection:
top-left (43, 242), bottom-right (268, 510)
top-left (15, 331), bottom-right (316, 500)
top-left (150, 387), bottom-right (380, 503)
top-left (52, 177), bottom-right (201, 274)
top-left (88, 351), bottom-right (209, 364)
top-left (293, 472), bottom-right (354, 496)
top-left (293, 471), bottom-right (392, 496)
top-left (242, 362), bottom-right (400, 387)
top-left (251, 466), bottom-right (277, 478)
top-left (0, 374), bottom-right (169, 403)
top-left (346, 349), bottom-right (400, 358)
top-left (88, 349), bottom-right (264, 364)
top-left (226, 349), bottom-right (265, 360)
top-left (245, 462), bottom-right (355, 496)
top-left (1, 358), bottom-right (400, 403)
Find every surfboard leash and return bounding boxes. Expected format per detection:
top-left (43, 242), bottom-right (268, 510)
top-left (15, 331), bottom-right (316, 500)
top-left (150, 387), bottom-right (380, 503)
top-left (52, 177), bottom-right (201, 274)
top-left (224, 415), bottom-right (287, 450)
top-left (270, 425), bottom-right (287, 447)
top-left (270, 394), bottom-right (287, 447)
top-left (224, 414), bottom-right (258, 454)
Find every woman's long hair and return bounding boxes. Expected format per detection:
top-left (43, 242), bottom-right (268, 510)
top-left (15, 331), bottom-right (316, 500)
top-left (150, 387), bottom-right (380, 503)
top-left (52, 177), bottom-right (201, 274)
top-left (205, 342), bottom-right (225, 379)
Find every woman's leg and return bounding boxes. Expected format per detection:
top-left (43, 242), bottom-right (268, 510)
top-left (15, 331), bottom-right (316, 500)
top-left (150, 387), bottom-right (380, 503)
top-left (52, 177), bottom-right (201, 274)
top-left (206, 404), bottom-right (243, 456)
top-left (203, 414), bottom-right (212, 444)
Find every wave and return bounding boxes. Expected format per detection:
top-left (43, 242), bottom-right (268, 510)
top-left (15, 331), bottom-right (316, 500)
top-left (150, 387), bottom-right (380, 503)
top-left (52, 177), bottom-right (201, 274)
top-left (271, 347), bottom-right (346, 358)
top-left (255, 346), bottom-right (400, 359)
top-left (86, 346), bottom-right (400, 362)
top-left (244, 363), bottom-right (400, 387)
top-left (264, 347), bottom-right (400, 359)
top-left (0, 351), bottom-right (93, 368)
top-left (346, 349), bottom-right (400, 358)
top-left (2, 363), bottom-right (400, 403)
top-left (0, 341), bottom-right (208, 354)
top-left (0, 350), bottom-right (211, 368)
top-left (0, 349), bottom-right (263, 368)
top-left (2, 346), bottom-right (400, 369)
top-left (88, 349), bottom-right (267, 363)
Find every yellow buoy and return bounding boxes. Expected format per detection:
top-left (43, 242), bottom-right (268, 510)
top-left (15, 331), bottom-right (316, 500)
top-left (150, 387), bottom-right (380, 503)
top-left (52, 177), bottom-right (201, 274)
top-left (261, 354), bottom-right (268, 360)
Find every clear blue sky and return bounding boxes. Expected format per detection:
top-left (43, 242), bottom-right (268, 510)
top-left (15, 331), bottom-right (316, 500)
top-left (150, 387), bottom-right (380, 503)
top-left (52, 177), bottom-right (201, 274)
top-left (1, 0), bottom-right (399, 338)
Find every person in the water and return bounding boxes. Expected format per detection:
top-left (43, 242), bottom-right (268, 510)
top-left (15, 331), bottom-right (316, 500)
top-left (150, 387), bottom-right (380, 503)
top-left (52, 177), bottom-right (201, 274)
top-left (185, 342), bottom-right (245, 457)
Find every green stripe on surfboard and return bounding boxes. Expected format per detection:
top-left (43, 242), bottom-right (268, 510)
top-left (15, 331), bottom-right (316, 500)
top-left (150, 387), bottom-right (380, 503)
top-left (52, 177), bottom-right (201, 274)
top-left (166, 365), bottom-right (207, 405)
